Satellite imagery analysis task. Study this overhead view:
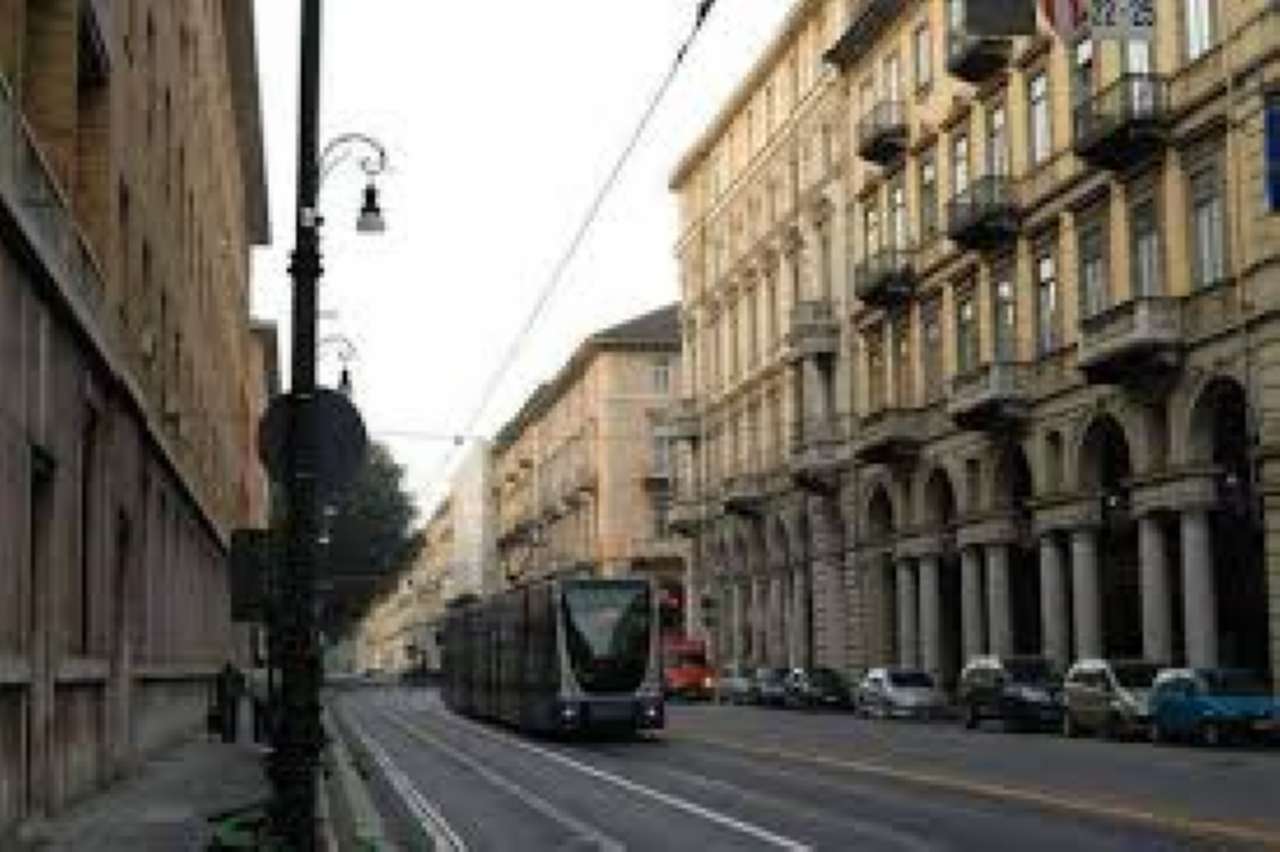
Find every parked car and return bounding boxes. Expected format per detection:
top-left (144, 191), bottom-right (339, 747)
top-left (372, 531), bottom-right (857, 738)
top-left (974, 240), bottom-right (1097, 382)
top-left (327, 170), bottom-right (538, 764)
top-left (750, 667), bottom-right (790, 706)
top-left (856, 668), bottom-right (948, 719)
top-left (1149, 668), bottom-right (1280, 746)
top-left (784, 667), bottom-right (853, 709)
top-left (958, 656), bottom-right (1063, 732)
top-left (1062, 659), bottom-right (1163, 739)
top-left (718, 663), bottom-right (754, 705)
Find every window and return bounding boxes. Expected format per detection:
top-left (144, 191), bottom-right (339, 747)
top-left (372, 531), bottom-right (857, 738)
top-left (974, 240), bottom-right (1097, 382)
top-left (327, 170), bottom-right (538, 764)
top-left (1267, 96), bottom-right (1280, 213)
top-left (1190, 163), bottom-right (1226, 288)
top-left (919, 149), bottom-right (938, 241)
top-left (653, 358), bottom-right (671, 394)
top-left (893, 314), bottom-right (913, 407)
top-left (914, 23), bottom-right (933, 93)
top-left (1071, 38), bottom-right (1095, 110)
top-left (993, 266), bottom-right (1017, 362)
top-left (889, 174), bottom-right (907, 250)
top-left (864, 202), bottom-right (881, 257)
top-left (767, 274), bottom-right (779, 351)
top-left (1185, 0), bottom-right (1216, 61)
top-left (956, 286), bottom-right (979, 374)
top-left (952, 133), bottom-right (970, 196)
top-left (1029, 71), bottom-right (1051, 166)
top-left (923, 301), bottom-right (944, 404)
top-left (987, 101), bottom-right (1008, 176)
top-left (748, 287), bottom-right (760, 368)
top-left (1131, 197), bottom-right (1161, 296)
top-left (1078, 216), bottom-right (1109, 318)
top-left (652, 436), bottom-right (671, 478)
top-left (867, 330), bottom-right (887, 411)
top-left (883, 52), bottom-right (902, 102)
top-left (1035, 243), bottom-right (1060, 354)
top-left (818, 227), bottom-right (832, 300)
top-left (860, 77), bottom-right (876, 120)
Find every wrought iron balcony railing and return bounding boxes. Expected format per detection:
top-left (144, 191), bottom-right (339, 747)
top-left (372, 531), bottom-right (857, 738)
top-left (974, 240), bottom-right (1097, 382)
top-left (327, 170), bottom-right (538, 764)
top-left (854, 247), bottom-right (916, 308)
top-left (946, 176), bottom-right (1019, 251)
top-left (856, 100), bottom-right (908, 165)
top-left (1073, 73), bottom-right (1170, 170)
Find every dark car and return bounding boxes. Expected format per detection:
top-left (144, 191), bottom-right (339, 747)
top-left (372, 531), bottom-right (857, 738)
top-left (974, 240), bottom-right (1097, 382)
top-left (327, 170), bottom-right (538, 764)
top-left (959, 655), bottom-right (1063, 732)
top-left (750, 667), bottom-right (790, 706)
top-left (784, 667), bottom-right (852, 709)
top-left (1150, 668), bottom-right (1280, 746)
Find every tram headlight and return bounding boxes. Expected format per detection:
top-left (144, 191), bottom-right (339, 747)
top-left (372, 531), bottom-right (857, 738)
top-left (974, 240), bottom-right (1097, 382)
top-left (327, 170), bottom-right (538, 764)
top-left (559, 702), bottom-right (580, 723)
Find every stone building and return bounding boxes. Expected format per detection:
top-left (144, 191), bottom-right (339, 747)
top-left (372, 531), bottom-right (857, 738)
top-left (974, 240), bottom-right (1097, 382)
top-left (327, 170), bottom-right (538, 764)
top-left (355, 498), bottom-right (452, 675)
top-left (670, 0), bottom-right (1280, 691)
top-left (493, 305), bottom-right (689, 622)
top-left (0, 0), bottom-right (269, 836)
top-left (447, 440), bottom-right (498, 601)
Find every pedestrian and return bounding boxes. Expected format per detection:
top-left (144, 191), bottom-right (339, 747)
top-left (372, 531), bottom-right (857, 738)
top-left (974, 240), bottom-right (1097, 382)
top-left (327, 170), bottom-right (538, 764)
top-left (216, 661), bottom-right (244, 743)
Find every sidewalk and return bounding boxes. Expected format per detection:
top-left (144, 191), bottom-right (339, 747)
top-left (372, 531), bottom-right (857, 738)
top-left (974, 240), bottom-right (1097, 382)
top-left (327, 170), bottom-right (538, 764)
top-left (24, 733), bottom-right (270, 851)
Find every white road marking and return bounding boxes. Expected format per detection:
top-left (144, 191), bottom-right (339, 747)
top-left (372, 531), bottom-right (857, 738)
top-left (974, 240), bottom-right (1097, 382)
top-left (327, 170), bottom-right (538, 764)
top-left (380, 709), bottom-right (626, 852)
top-left (408, 704), bottom-right (812, 851)
top-left (342, 706), bottom-right (469, 852)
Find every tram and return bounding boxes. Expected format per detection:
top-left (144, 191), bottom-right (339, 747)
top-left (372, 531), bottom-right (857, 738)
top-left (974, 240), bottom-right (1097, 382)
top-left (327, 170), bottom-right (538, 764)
top-left (441, 576), bottom-right (665, 734)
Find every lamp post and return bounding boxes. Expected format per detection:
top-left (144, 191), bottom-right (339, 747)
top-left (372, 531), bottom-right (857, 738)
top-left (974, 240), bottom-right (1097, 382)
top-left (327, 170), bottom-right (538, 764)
top-left (273, 3), bottom-right (388, 846)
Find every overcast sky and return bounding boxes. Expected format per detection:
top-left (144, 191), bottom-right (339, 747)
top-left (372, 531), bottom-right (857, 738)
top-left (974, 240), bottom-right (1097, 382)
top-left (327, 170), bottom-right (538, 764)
top-left (250, 1), bottom-right (795, 519)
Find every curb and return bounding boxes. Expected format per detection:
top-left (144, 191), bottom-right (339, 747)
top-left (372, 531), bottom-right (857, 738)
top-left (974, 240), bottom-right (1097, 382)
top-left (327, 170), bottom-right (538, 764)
top-left (324, 709), bottom-right (399, 851)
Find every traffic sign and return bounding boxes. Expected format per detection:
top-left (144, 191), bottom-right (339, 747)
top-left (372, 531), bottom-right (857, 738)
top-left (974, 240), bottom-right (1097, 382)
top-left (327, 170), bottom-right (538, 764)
top-left (258, 388), bottom-right (368, 498)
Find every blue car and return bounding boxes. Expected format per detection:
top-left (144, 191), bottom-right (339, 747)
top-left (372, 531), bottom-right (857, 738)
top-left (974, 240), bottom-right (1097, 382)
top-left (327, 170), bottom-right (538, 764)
top-left (1149, 668), bottom-right (1280, 746)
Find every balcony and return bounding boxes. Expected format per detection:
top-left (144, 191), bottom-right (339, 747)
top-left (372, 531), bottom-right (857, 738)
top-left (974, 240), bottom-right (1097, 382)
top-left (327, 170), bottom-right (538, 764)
top-left (947, 32), bottom-right (1011, 84)
top-left (787, 300), bottom-right (839, 360)
top-left (948, 362), bottom-right (1031, 431)
top-left (642, 464), bottom-right (673, 491)
top-left (1078, 297), bottom-right (1184, 386)
top-left (854, 248), bottom-right (916, 309)
top-left (947, 176), bottom-right (1019, 251)
top-left (853, 408), bottom-right (921, 466)
top-left (631, 535), bottom-right (686, 563)
top-left (789, 417), bottom-right (846, 493)
top-left (857, 101), bottom-right (908, 165)
top-left (825, 0), bottom-right (902, 71)
top-left (721, 473), bottom-right (766, 517)
top-left (668, 498), bottom-right (703, 536)
top-left (661, 397), bottom-right (701, 443)
top-left (1073, 74), bottom-right (1170, 171)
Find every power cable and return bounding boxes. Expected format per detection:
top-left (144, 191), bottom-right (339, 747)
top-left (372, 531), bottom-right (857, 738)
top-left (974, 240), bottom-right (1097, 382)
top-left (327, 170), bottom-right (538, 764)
top-left (421, 1), bottom-right (720, 507)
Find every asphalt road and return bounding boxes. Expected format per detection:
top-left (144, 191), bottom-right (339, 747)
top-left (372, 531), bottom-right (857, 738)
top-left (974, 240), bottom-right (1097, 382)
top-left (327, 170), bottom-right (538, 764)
top-left (329, 687), bottom-right (1280, 851)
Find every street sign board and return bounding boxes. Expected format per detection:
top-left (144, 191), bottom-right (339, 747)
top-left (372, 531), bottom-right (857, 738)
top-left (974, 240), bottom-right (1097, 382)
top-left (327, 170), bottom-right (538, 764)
top-left (964, 0), bottom-right (1038, 37)
top-left (1086, 0), bottom-right (1154, 40)
top-left (258, 388), bottom-right (368, 498)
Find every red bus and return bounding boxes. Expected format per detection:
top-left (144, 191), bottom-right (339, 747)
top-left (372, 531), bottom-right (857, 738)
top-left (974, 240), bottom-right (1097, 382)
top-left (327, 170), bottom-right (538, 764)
top-left (662, 635), bottom-right (713, 700)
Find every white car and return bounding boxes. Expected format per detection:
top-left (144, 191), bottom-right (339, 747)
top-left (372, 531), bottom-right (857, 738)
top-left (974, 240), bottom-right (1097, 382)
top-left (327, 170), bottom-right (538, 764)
top-left (856, 668), bottom-right (948, 719)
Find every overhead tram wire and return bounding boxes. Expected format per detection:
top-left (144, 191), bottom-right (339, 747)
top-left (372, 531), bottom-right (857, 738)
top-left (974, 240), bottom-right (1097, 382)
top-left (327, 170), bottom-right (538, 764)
top-left (421, 1), bottom-right (721, 504)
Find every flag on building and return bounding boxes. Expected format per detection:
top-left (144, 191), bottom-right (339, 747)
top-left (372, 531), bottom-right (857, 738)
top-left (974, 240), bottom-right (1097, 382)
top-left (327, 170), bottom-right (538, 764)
top-left (1041, 0), bottom-right (1086, 40)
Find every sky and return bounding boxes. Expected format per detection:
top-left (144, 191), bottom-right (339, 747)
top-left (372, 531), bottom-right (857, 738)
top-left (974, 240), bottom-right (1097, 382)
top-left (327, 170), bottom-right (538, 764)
top-left (250, 1), bottom-right (796, 520)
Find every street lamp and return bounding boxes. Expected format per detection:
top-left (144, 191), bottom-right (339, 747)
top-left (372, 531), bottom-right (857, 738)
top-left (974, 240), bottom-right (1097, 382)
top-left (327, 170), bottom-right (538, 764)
top-left (272, 3), bottom-right (391, 847)
top-left (319, 333), bottom-right (359, 397)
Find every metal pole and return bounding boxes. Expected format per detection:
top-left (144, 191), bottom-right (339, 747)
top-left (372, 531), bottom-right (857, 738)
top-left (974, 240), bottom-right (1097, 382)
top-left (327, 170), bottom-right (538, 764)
top-left (272, 0), bottom-right (323, 847)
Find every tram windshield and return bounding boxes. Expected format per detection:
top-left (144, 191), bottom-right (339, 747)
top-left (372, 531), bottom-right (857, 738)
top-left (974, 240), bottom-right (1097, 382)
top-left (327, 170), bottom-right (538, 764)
top-left (562, 581), bottom-right (652, 694)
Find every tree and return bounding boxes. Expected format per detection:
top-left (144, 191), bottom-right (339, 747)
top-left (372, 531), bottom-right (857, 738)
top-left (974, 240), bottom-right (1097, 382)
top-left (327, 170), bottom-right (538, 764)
top-left (318, 442), bottom-right (423, 636)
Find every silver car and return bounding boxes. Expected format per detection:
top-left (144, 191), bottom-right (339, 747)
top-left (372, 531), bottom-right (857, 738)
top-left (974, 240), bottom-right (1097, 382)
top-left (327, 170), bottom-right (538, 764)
top-left (1063, 659), bottom-right (1163, 739)
top-left (717, 663), bottom-right (754, 704)
top-left (856, 668), bottom-right (948, 719)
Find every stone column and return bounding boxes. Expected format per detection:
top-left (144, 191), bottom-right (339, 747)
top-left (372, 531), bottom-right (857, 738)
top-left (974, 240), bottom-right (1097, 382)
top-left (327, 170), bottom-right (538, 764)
top-left (918, 555), bottom-right (942, 679)
top-left (896, 560), bottom-right (918, 668)
top-left (1071, 526), bottom-right (1102, 659)
top-left (986, 543), bottom-right (1013, 657)
top-left (1138, 514), bottom-right (1173, 663)
top-left (737, 580), bottom-right (747, 660)
top-left (1040, 534), bottom-right (1070, 669)
top-left (770, 573), bottom-right (786, 666)
top-left (961, 546), bottom-right (985, 660)
top-left (792, 567), bottom-right (809, 668)
top-left (1181, 508), bottom-right (1218, 668)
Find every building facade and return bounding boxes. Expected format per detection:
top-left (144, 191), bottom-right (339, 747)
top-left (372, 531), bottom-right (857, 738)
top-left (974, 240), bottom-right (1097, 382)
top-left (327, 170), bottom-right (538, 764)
top-left (0, 0), bottom-right (269, 835)
top-left (356, 502), bottom-right (451, 675)
top-left (670, 0), bottom-right (1280, 691)
top-left (493, 305), bottom-right (689, 621)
